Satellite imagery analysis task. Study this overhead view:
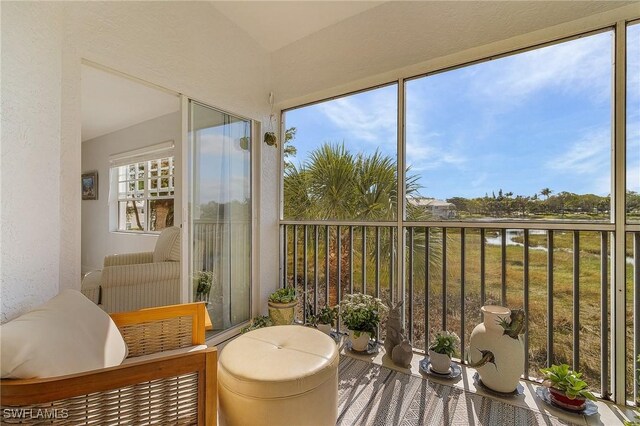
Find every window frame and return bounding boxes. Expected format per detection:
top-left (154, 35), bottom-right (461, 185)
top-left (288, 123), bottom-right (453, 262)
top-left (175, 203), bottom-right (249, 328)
top-left (114, 156), bottom-right (176, 234)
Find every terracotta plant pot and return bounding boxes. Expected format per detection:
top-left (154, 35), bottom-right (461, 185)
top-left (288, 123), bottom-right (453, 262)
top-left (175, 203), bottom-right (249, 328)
top-left (348, 330), bottom-right (371, 351)
top-left (428, 350), bottom-right (451, 374)
top-left (548, 387), bottom-right (587, 411)
top-left (267, 300), bottom-right (297, 325)
top-left (317, 323), bottom-right (332, 335)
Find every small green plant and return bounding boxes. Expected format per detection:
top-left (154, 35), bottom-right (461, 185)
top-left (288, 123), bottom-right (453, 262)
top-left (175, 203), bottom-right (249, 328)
top-left (339, 293), bottom-right (388, 338)
top-left (497, 309), bottom-right (525, 339)
top-left (540, 364), bottom-right (596, 401)
top-left (429, 331), bottom-right (459, 358)
top-left (268, 287), bottom-right (296, 304)
top-left (241, 316), bottom-right (273, 333)
top-left (315, 306), bottom-right (338, 326)
top-left (194, 271), bottom-right (213, 295)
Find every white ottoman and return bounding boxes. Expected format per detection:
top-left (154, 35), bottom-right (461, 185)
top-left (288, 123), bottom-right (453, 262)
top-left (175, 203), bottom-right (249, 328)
top-left (218, 325), bottom-right (339, 426)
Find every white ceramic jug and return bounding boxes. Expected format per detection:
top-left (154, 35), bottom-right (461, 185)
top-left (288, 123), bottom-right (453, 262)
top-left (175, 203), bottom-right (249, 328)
top-left (468, 305), bottom-right (524, 393)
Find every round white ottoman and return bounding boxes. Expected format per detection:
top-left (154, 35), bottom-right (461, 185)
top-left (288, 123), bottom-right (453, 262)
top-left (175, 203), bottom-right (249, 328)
top-left (218, 325), bottom-right (339, 426)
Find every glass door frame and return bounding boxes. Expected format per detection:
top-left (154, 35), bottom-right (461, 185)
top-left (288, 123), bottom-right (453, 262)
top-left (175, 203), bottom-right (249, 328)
top-left (180, 95), bottom-right (259, 344)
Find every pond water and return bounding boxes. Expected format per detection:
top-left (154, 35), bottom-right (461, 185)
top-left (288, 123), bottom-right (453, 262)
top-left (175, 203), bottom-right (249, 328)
top-left (483, 229), bottom-right (635, 265)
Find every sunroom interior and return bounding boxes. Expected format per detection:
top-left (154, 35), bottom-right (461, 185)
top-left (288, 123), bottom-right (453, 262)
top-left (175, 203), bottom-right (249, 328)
top-left (2, 1), bottom-right (640, 425)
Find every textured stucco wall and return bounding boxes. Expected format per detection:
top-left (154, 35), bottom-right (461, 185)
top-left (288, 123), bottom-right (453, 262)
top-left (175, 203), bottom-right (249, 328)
top-left (1, 2), bottom-right (64, 322)
top-left (1, 1), bottom-right (278, 322)
top-left (81, 112), bottom-right (182, 275)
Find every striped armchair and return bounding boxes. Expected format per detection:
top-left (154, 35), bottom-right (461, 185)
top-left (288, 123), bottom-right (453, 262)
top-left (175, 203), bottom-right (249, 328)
top-left (81, 227), bottom-right (181, 313)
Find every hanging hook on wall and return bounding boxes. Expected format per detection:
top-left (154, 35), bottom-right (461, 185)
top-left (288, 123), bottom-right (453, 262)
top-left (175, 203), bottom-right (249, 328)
top-left (264, 91), bottom-right (277, 147)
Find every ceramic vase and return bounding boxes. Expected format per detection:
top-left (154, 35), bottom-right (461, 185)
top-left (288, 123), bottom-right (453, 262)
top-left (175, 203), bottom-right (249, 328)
top-left (348, 330), bottom-right (371, 352)
top-left (429, 350), bottom-right (451, 374)
top-left (469, 305), bottom-right (524, 393)
top-left (317, 323), bottom-right (332, 335)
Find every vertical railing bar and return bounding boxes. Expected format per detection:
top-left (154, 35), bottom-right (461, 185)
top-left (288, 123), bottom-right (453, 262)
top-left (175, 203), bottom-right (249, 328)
top-left (391, 227), bottom-right (395, 304)
top-left (480, 228), bottom-right (486, 306)
top-left (547, 230), bottom-right (554, 367)
top-left (523, 229), bottom-right (530, 378)
top-left (350, 226), bottom-right (354, 295)
top-left (460, 228), bottom-right (466, 363)
top-left (293, 225), bottom-right (298, 284)
top-left (325, 225), bottom-right (330, 308)
top-left (635, 232), bottom-right (640, 404)
top-left (283, 225), bottom-right (288, 288)
top-left (409, 227), bottom-right (414, 342)
top-left (337, 226), bottom-right (342, 333)
top-left (573, 231), bottom-right (580, 371)
top-left (363, 226), bottom-right (367, 295)
top-left (375, 226), bottom-right (380, 341)
top-left (442, 227), bottom-right (447, 332)
top-left (501, 229), bottom-right (507, 306)
top-left (376, 227), bottom-right (381, 299)
top-left (424, 227), bottom-right (430, 355)
top-left (303, 225), bottom-right (308, 324)
top-left (314, 225), bottom-right (319, 316)
top-left (601, 231), bottom-right (609, 399)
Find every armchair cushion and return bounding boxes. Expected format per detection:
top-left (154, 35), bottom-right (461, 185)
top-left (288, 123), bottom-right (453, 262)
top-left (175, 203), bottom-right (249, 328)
top-left (153, 226), bottom-right (180, 263)
top-left (0, 289), bottom-right (127, 379)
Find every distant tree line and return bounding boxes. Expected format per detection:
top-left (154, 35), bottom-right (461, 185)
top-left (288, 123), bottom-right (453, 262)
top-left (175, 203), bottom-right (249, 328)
top-left (446, 188), bottom-right (640, 218)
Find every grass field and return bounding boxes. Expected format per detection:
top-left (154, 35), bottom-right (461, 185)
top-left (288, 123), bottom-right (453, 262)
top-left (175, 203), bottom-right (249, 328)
top-left (284, 225), bottom-right (638, 401)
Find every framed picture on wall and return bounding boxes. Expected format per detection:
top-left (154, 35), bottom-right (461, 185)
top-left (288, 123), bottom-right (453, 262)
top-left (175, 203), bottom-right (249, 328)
top-left (82, 171), bottom-right (98, 200)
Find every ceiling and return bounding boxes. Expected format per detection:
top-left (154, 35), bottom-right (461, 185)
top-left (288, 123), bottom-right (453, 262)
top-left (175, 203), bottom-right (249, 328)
top-left (212, 1), bottom-right (385, 52)
top-left (212, 1), bottom-right (634, 56)
top-left (81, 65), bottom-right (179, 142)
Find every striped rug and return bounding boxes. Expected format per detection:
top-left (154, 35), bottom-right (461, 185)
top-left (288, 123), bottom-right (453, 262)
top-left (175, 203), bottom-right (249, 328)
top-left (337, 356), bottom-right (580, 426)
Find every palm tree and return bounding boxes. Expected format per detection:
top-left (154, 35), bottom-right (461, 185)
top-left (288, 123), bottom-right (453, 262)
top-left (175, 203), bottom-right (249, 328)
top-left (540, 187), bottom-right (553, 200)
top-left (284, 142), bottom-right (441, 307)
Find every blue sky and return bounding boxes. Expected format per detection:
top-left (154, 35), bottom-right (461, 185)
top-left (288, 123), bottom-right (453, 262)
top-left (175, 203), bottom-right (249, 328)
top-left (285, 28), bottom-right (640, 200)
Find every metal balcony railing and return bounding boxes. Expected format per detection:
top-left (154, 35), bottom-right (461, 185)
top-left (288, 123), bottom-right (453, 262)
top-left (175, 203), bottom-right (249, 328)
top-left (280, 220), bottom-right (640, 403)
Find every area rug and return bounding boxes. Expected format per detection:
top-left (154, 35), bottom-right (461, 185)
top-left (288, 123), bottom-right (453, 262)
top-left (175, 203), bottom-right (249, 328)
top-left (337, 356), bottom-right (580, 426)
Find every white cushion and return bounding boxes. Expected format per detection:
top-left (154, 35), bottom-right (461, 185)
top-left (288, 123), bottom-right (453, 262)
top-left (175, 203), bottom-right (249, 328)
top-left (0, 289), bottom-right (127, 379)
top-left (153, 226), bottom-right (180, 263)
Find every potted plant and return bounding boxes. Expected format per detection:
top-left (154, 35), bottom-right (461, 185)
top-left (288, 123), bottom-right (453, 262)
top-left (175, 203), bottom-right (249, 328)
top-left (540, 364), bottom-right (596, 411)
top-left (264, 132), bottom-right (277, 147)
top-left (193, 271), bottom-right (213, 304)
top-left (268, 287), bottom-right (297, 325)
top-left (314, 305), bottom-right (337, 335)
top-left (241, 315), bottom-right (273, 333)
top-left (339, 293), bottom-right (388, 351)
top-left (428, 331), bottom-right (459, 374)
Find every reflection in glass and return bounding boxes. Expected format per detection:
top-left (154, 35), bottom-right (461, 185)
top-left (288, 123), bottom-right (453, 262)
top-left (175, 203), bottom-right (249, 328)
top-left (189, 102), bottom-right (251, 334)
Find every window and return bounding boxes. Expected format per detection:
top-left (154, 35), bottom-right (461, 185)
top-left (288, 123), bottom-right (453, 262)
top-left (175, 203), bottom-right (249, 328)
top-left (115, 156), bottom-right (175, 232)
top-left (405, 31), bottom-right (613, 221)
top-left (282, 84), bottom-right (398, 221)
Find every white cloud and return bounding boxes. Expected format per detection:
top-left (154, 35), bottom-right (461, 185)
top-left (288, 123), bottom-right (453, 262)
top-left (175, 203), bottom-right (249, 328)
top-left (316, 88), bottom-right (397, 146)
top-left (471, 32), bottom-right (613, 107)
top-left (546, 128), bottom-right (611, 194)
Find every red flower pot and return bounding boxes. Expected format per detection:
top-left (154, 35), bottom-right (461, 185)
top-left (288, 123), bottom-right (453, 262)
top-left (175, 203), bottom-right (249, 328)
top-left (548, 387), bottom-right (586, 411)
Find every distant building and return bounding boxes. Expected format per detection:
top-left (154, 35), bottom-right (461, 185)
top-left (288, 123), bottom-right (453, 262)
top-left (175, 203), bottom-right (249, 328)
top-left (408, 197), bottom-right (457, 219)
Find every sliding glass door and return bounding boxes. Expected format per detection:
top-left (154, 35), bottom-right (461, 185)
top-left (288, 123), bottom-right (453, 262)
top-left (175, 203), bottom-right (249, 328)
top-left (189, 101), bottom-right (251, 334)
